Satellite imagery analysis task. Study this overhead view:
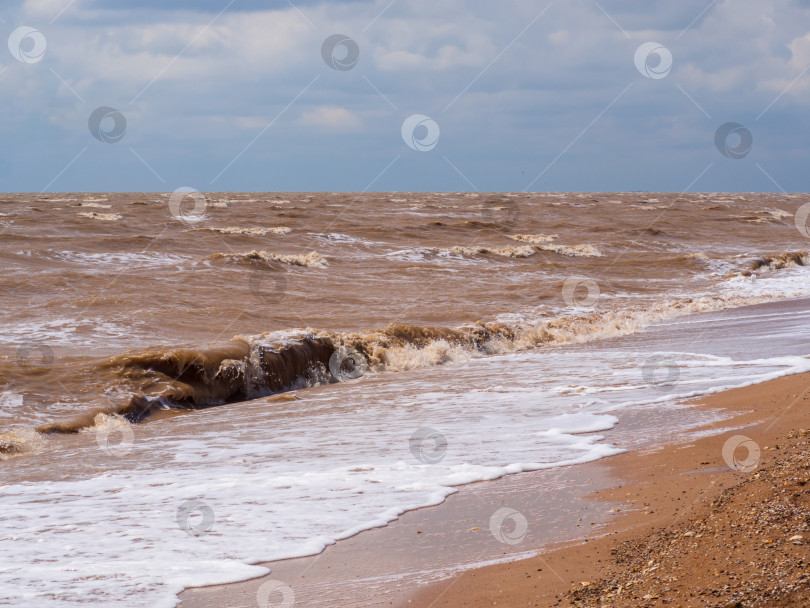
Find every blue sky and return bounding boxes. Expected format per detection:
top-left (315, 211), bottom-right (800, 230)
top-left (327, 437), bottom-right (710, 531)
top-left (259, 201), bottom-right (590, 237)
top-left (1, 0), bottom-right (808, 192)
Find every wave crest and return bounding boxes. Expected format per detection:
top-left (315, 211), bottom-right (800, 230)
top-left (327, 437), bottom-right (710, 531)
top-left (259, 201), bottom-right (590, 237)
top-left (32, 250), bottom-right (810, 434)
top-left (748, 251), bottom-right (808, 272)
top-left (206, 250), bottom-right (327, 268)
top-left (0, 427), bottom-right (44, 460)
top-left (448, 245), bottom-right (536, 258)
top-left (78, 212), bottom-right (122, 221)
top-left (193, 226), bottom-right (291, 236)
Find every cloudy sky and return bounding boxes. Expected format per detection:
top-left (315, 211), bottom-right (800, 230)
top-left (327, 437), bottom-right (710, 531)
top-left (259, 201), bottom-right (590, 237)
top-left (1, 0), bottom-right (808, 192)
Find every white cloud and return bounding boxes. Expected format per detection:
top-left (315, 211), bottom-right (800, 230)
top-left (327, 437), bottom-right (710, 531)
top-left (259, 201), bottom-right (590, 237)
top-left (297, 106), bottom-right (361, 129)
top-left (21, 0), bottom-right (69, 19)
top-left (788, 32), bottom-right (810, 70)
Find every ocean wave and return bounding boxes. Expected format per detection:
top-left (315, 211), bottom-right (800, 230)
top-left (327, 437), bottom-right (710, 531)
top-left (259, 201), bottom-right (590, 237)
top-left (536, 243), bottom-right (602, 257)
top-left (748, 251), bottom-right (808, 273)
top-left (205, 250), bottom-right (327, 268)
top-left (43, 250), bottom-right (187, 268)
top-left (384, 247), bottom-right (531, 262)
top-left (508, 234), bottom-right (602, 257)
top-left (758, 208), bottom-right (792, 219)
top-left (509, 234), bottom-right (558, 244)
top-left (193, 226), bottom-right (291, 236)
top-left (76, 202), bottom-right (112, 209)
top-left (34, 261), bottom-right (810, 434)
top-left (0, 427), bottom-right (43, 460)
top-left (78, 212), bottom-right (122, 221)
top-left (426, 220), bottom-right (511, 230)
top-left (721, 209), bottom-right (792, 224)
top-left (448, 245), bottom-right (536, 258)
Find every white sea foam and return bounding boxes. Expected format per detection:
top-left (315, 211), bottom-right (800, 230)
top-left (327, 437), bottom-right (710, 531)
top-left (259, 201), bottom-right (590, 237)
top-left (384, 247), bottom-right (471, 263)
top-left (309, 232), bottom-right (382, 246)
top-left (0, 391), bottom-right (24, 410)
top-left (0, 317), bottom-right (144, 346)
top-left (45, 250), bottom-right (188, 268)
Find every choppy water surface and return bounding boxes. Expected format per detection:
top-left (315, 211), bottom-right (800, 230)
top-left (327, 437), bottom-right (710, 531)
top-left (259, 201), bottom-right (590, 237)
top-left (2, 192), bottom-right (810, 606)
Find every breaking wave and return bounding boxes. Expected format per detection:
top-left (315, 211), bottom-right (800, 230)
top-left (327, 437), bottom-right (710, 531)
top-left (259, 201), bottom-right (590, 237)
top-left (205, 250), bottom-right (328, 268)
top-left (34, 266), bottom-right (808, 434)
top-left (448, 245), bottom-right (536, 258)
top-left (193, 226), bottom-right (292, 236)
top-left (748, 251), bottom-right (808, 272)
top-left (537, 243), bottom-right (602, 257)
top-left (508, 234), bottom-right (602, 257)
top-left (509, 234), bottom-right (558, 244)
top-left (78, 212), bottom-right (122, 221)
top-left (0, 427), bottom-right (44, 460)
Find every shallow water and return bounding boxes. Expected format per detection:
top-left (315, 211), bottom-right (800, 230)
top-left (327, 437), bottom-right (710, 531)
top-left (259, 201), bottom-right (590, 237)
top-left (2, 192), bottom-right (810, 606)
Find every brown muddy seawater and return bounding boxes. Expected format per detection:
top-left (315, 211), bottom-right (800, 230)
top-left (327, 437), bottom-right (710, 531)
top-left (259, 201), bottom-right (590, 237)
top-left (0, 191), bottom-right (807, 434)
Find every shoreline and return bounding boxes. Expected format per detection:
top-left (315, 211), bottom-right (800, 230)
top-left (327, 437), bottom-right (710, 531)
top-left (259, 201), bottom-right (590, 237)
top-left (178, 369), bottom-right (810, 608)
top-left (408, 371), bottom-right (810, 607)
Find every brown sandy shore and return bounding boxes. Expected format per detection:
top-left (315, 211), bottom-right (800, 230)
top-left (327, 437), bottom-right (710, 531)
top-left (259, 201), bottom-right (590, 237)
top-left (409, 372), bottom-right (810, 608)
top-left (180, 371), bottom-right (810, 608)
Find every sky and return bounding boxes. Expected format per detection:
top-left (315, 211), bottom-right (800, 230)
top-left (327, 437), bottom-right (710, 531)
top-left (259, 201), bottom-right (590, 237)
top-left (0, 0), bottom-right (808, 192)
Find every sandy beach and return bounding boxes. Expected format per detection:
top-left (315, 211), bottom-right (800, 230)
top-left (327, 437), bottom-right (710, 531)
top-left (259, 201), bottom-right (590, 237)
top-left (179, 366), bottom-right (810, 608)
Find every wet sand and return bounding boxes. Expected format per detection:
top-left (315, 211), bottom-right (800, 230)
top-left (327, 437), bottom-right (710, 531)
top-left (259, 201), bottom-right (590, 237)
top-left (178, 369), bottom-right (810, 607)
